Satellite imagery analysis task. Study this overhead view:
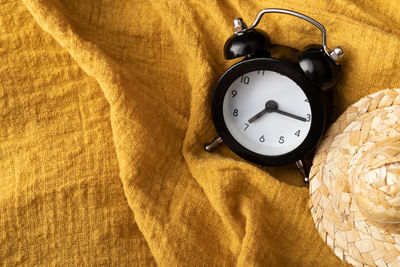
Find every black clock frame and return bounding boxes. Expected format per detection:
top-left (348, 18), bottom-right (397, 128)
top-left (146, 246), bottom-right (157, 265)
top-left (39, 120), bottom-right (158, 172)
top-left (211, 57), bottom-right (325, 166)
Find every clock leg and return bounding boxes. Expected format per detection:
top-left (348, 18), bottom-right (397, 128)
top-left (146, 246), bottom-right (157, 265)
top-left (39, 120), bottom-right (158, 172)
top-left (296, 159), bottom-right (309, 183)
top-left (204, 136), bottom-right (223, 152)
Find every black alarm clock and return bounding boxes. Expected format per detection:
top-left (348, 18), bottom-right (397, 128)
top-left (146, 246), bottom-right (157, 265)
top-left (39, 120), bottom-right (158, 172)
top-left (204, 9), bottom-right (344, 182)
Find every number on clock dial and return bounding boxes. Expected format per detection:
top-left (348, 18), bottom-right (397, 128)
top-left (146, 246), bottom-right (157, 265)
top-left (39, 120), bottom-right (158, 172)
top-left (240, 76), bottom-right (250, 84)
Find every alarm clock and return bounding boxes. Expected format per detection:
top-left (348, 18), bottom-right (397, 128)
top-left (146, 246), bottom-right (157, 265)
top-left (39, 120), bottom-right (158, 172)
top-left (204, 9), bottom-right (344, 182)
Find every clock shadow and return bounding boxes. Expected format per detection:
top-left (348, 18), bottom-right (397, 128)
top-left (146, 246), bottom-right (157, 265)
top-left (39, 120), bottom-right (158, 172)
top-left (258, 152), bottom-right (315, 188)
top-left (217, 142), bottom-right (315, 188)
top-left (259, 165), bottom-right (307, 187)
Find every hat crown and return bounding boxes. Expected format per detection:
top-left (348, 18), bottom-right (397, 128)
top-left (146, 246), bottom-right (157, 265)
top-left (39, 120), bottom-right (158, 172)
top-left (349, 137), bottom-right (400, 230)
top-left (310, 90), bottom-right (400, 266)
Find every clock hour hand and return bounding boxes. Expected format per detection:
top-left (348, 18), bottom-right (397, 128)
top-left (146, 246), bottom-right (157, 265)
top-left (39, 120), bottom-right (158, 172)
top-left (248, 109), bottom-right (268, 124)
top-left (247, 101), bottom-right (277, 124)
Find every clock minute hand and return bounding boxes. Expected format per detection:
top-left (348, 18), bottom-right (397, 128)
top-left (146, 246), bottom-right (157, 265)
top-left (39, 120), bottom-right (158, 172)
top-left (273, 109), bottom-right (307, 122)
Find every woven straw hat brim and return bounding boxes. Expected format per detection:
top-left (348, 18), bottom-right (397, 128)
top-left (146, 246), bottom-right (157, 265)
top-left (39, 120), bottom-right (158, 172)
top-left (309, 89), bottom-right (400, 267)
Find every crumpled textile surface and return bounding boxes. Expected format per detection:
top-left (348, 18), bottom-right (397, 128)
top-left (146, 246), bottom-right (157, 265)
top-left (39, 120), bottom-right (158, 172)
top-left (1, 0), bottom-right (399, 266)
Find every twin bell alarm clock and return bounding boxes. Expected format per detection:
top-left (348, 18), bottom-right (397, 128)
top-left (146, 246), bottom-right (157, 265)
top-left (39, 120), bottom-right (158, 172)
top-left (204, 9), bottom-right (344, 182)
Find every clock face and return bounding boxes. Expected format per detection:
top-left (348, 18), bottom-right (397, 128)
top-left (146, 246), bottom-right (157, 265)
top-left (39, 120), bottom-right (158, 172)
top-left (211, 58), bottom-right (325, 166)
top-left (222, 70), bottom-right (312, 156)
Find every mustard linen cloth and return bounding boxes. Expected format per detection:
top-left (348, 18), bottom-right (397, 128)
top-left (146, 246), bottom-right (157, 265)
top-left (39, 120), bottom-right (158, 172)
top-left (1, 0), bottom-right (400, 266)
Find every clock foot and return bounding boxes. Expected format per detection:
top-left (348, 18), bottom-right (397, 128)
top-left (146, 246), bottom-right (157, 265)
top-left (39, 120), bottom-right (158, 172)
top-left (296, 159), bottom-right (309, 183)
top-left (204, 136), bottom-right (223, 152)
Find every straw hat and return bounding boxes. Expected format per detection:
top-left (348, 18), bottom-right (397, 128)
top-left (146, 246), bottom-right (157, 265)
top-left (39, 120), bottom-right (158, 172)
top-left (309, 88), bottom-right (400, 267)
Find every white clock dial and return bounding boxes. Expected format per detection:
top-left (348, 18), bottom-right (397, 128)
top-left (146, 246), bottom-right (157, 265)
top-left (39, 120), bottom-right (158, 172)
top-left (222, 70), bottom-right (312, 156)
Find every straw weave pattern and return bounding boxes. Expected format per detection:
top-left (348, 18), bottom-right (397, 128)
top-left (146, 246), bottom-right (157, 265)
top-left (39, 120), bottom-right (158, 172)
top-left (310, 89), bottom-right (400, 267)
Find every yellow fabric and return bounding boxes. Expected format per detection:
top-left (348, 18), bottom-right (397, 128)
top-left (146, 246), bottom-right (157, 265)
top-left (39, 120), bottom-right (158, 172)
top-left (1, 0), bottom-right (399, 265)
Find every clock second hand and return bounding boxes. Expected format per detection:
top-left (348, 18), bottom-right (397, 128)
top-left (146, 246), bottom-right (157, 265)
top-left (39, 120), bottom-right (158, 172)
top-left (248, 100), bottom-right (307, 123)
